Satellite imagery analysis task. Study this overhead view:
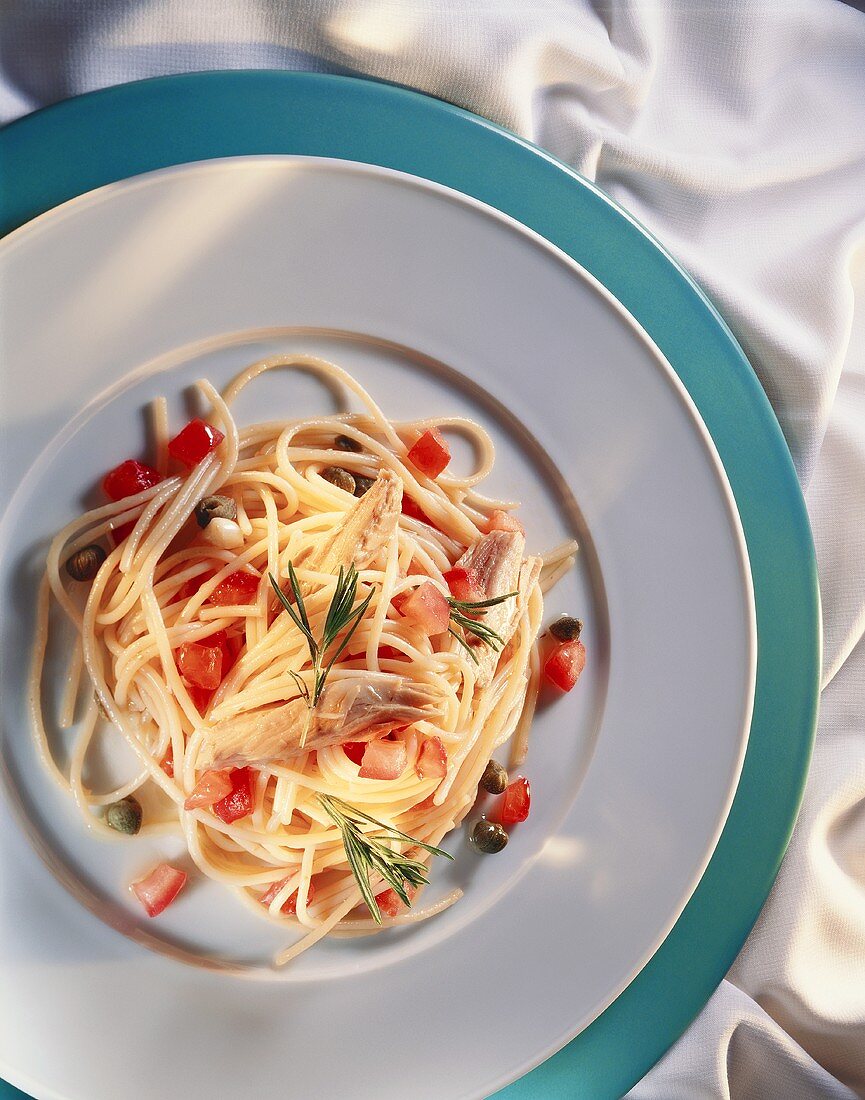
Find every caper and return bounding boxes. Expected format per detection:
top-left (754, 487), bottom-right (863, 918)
top-left (194, 494), bottom-right (237, 528)
top-left (471, 819), bottom-right (508, 854)
top-left (321, 466), bottom-right (356, 494)
top-left (334, 433), bottom-right (363, 453)
top-left (479, 759), bottom-right (508, 795)
top-left (105, 796), bottom-right (142, 835)
top-left (64, 544), bottom-right (106, 582)
top-left (549, 615), bottom-right (583, 642)
top-left (353, 474), bottom-right (375, 498)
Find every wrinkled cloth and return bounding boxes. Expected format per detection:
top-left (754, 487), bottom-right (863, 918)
top-left (1, 1), bottom-right (864, 1096)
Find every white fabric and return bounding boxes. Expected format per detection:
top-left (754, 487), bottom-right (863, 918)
top-left (2, 1), bottom-right (864, 1096)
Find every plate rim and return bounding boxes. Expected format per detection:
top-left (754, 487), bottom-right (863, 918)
top-left (0, 152), bottom-right (756, 987)
top-left (0, 72), bottom-right (820, 1100)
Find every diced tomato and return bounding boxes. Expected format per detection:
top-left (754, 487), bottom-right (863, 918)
top-left (167, 419), bottom-right (225, 468)
top-left (177, 570), bottom-right (216, 602)
top-left (160, 744), bottom-right (174, 777)
top-left (101, 457), bottom-right (162, 501)
top-left (500, 776), bottom-right (531, 825)
top-left (443, 565), bottom-right (485, 604)
top-left (207, 570), bottom-right (260, 607)
top-left (401, 496), bottom-right (434, 526)
top-left (178, 577), bottom-right (200, 602)
top-left (183, 769), bottom-right (233, 810)
top-left (343, 741), bottom-right (367, 765)
top-left (413, 793), bottom-right (437, 812)
top-left (391, 592), bottom-right (410, 616)
top-left (485, 510), bottom-right (525, 535)
top-left (212, 767), bottom-right (254, 824)
top-left (375, 886), bottom-right (415, 918)
top-left (378, 645), bottom-right (409, 662)
top-left (260, 877), bottom-right (316, 915)
top-left (207, 629), bottom-right (236, 675)
top-left (110, 520), bottom-right (137, 546)
top-left (186, 684), bottom-right (213, 713)
top-left (543, 639), bottom-right (586, 692)
top-left (102, 459), bottom-right (163, 502)
top-left (176, 640), bottom-right (223, 690)
top-left (398, 581), bottom-right (450, 636)
top-left (407, 427), bottom-right (450, 478)
top-left (131, 862), bottom-right (187, 917)
top-left (416, 736), bottom-right (448, 780)
top-left (359, 738), bottom-right (407, 780)
top-left (343, 645), bottom-right (408, 664)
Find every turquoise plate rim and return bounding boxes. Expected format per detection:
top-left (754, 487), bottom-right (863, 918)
top-left (0, 72), bottom-right (820, 1100)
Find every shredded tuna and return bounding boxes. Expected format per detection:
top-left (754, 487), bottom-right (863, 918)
top-left (202, 672), bottom-right (440, 768)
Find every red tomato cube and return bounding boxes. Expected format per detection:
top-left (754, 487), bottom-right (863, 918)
top-left (391, 592), bottom-right (410, 616)
top-left (183, 769), bottom-right (233, 810)
top-left (176, 570), bottom-right (215, 603)
top-left (103, 459), bottom-right (163, 501)
top-left (186, 684), bottom-right (213, 713)
top-left (416, 736), bottom-right (448, 779)
top-left (443, 566), bottom-right (485, 603)
top-left (260, 877), bottom-right (316, 915)
top-left (212, 767), bottom-right (254, 824)
top-left (176, 640), bottom-right (223, 690)
top-left (401, 496), bottom-right (436, 526)
top-left (160, 745), bottom-right (174, 777)
top-left (342, 741), bottom-right (367, 765)
top-left (131, 863), bottom-right (187, 917)
top-left (110, 520), bottom-right (137, 546)
top-left (207, 629), bottom-right (237, 675)
top-left (407, 428), bottom-right (450, 478)
top-left (485, 510), bottom-right (525, 535)
top-left (500, 776), bottom-right (531, 824)
top-left (374, 888), bottom-right (407, 919)
top-left (207, 571), bottom-right (260, 606)
top-left (399, 581), bottom-right (450, 636)
top-left (378, 645), bottom-right (409, 662)
top-left (359, 738), bottom-right (407, 780)
top-left (543, 639), bottom-right (586, 692)
top-left (167, 419), bottom-right (225, 467)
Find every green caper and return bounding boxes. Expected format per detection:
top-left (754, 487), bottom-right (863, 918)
top-left (479, 759), bottom-right (508, 795)
top-left (549, 615), bottom-right (583, 642)
top-left (105, 796), bottom-right (142, 835)
top-left (471, 819), bottom-right (508, 854)
top-left (194, 494), bottom-right (237, 528)
top-left (334, 433), bottom-right (363, 453)
top-left (64, 544), bottom-right (106, 582)
top-left (321, 466), bottom-right (356, 494)
top-left (353, 474), bottom-right (375, 498)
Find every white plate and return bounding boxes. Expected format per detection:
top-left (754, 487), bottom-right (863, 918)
top-left (0, 158), bottom-right (755, 1100)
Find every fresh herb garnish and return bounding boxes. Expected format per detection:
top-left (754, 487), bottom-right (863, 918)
top-left (269, 562), bottom-right (374, 717)
top-left (446, 591), bottom-right (518, 663)
top-left (319, 795), bottom-right (453, 923)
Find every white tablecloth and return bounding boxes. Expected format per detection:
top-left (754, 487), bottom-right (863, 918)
top-left (2, 1), bottom-right (864, 1096)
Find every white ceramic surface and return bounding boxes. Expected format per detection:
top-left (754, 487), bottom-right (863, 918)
top-left (0, 158), bottom-right (755, 1100)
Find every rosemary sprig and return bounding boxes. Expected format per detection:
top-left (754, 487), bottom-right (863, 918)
top-left (446, 590), bottom-right (518, 661)
top-left (319, 795), bottom-right (453, 923)
top-left (269, 563), bottom-right (375, 711)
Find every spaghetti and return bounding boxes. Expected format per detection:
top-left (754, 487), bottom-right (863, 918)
top-left (31, 355), bottom-right (581, 965)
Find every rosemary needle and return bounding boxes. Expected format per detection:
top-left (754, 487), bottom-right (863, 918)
top-left (269, 562), bottom-right (375, 713)
top-left (447, 590), bottom-right (518, 658)
top-left (319, 795), bottom-right (453, 923)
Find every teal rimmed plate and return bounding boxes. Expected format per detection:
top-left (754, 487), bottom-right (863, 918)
top-left (0, 73), bottom-right (818, 1100)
